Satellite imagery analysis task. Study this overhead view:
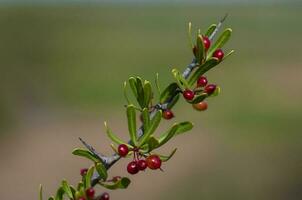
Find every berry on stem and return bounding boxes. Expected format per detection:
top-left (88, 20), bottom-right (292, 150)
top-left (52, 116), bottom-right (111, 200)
top-left (127, 161), bottom-right (139, 174)
top-left (202, 36), bottom-right (211, 50)
top-left (78, 197), bottom-right (86, 200)
top-left (213, 49), bottom-right (224, 60)
top-left (183, 89), bottom-right (195, 100)
top-left (204, 84), bottom-right (217, 95)
top-left (162, 109), bottom-right (174, 120)
top-left (100, 192), bottom-right (110, 200)
top-left (86, 188), bottom-right (95, 199)
top-left (193, 101), bottom-right (208, 111)
top-left (137, 159), bottom-right (147, 171)
top-left (197, 76), bottom-right (208, 87)
top-left (80, 168), bottom-right (88, 176)
top-left (146, 155), bottom-right (162, 170)
top-left (118, 144), bottom-right (129, 157)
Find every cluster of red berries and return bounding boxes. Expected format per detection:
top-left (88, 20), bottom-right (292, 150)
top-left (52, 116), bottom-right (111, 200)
top-left (79, 169), bottom-right (110, 200)
top-left (117, 144), bottom-right (162, 175)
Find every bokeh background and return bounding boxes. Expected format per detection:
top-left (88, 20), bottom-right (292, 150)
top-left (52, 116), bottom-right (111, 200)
top-left (0, 0), bottom-right (301, 199)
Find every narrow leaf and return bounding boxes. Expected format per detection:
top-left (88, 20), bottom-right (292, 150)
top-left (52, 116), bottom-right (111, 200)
top-left (72, 148), bottom-right (100, 163)
top-left (138, 110), bottom-right (162, 146)
top-left (205, 24), bottom-right (217, 37)
top-left (39, 184), bottom-right (43, 200)
top-left (167, 93), bottom-right (180, 109)
top-left (160, 83), bottom-right (179, 103)
top-left (99, 177), bottom-right (131, 190)
top-left (188, 58), bottom-right (219, 86)
top-left (61, 180), bottom-right (73, 199)
top-left (188, 93), bottom-right (208, 104)
top-left (55, 187), bottom-right (64, 200)
top-left (188, 22), bottom-right (194, 49)
top-left (135, 77), bottom-right (145, 108)
top-left (175, 121), bottom-right (194, 135)
top-left (207, 28), bottom-right (232, 59)
top-left (172, 68), bottom-right (189, 91)
top-left (85, 166), bottom-right (94, 189)
top-left (222, 49), bottom-right (235, 61)
top-left (157, 124), bottom-right (179, 148)
top-left (208, 86), bottom-right (221, 97)
top-left (123, 81), bottom-right (130, 104)
top-left (104, 121), bottom-right (129, 147)
top-left (143, 80), bottom-right (152, 108)
top-left (127, 105), bottom-right (137, 146)
top-left (95, 162), bottom-right (108, 181)
top-left (158, 148), bottom-right (177, 162)
top-left (196, 34), bottom-right (205, 64)
top-left (155, 73), bottom-right (161, 95)
top-left (128, 77), bottom-right (137, 98)
top-left (147, 136), bottom-right (160, 152)
top-left (142, 108), bottom-right (150, 131)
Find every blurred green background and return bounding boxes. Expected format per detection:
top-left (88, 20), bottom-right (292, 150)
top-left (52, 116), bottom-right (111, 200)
top-left (0, 1), bottom-right (302, 200)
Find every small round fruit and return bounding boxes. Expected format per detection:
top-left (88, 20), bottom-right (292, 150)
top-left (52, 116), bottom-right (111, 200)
top-left (204, 84), bottom-right (217, 95)
top-left (86, 188), bottom-right (95, 199)
top-left (127, 161), bottom-right (139, 174)
top-left (80, 168), bottom-right (88, 176)
top-left (213, 49), bottom-right (224, 60)
top-left (137, 159), bottom-right (147, 171)
top-left (193, 101), bottom-right (208, 111)
top-left (203, 36), bottom-right (211, 50)
top-left (146, 155), bottom-right (162, 170)
top-left (100, 192), bottom-right (110, 200)
top-left (162, 109), bottom-right (174, 120)
top-left (197, 76), bottom-right (208, 87)
top-left (78, 197), bottom-right (86, 200)
top-left (183, 89), bottom-right (195, 100)
top-left (118, 144), bottom-right (129, 157)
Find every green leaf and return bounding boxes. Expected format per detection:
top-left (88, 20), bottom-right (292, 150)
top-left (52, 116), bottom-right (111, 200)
top-left (85, 166), bottom-right (94, 189)
top-left (205, 24), bottom-right (217, 37)
top-left (138, 110), bottom-right (162, 147)
top-left (188, 22), bottom-right (194, 49)
top-left (77, 181), bottom-right (84, 191)
top-left (175, 121), bottom-right (194, 135)
top-left (104, 121), bottom-right (130, 147)
top-left (127, 105), bottom-right (137, 146)
top-left (157, 124), bottom-right (179, 148)
top-left (158, 148), bottom-right (177, 162)
top-left (147, 136), bottom-right (160, 151)
top-left (95, 162), bottom-right (108, 181)
top-left (142, 108), bottom-right (150, 131)
top-left (160, 83), bottom-right (179, 103)
top-left (99, 177), bottom-right (131, 190)
top-left (207, 28), bottom-right (232, 59)
top-left (39, 184), bottom-right (43, 200)
top-left (128, 77), bottom-right (138, 98)
top-left (167, 93), bottom-right (180, 109)
top-left (55, 187), bottom-right (64, 200)
top-left (48, 197), bottom-right (54, 200)
top-left (222, 50), bottom-right (235, 61)
top-left (123, 81), bottom-right (130, 104)
top-left (155, 73), bottom-right (161, 95)
top-left (188, 93), bottom-right (208, 104)
top-left (61, 180), bottom-right (73, 199)
top-left (208, 86), bottom-right (221, 97)
top-left (196, 34), bottom-right (205, 64)
top-left (143, 80), bottom-right (152, 108)
top-left (188, 58), bottom-right (219, 86)
top-left (135, 77), bottom-right (145, 108)
top-left (172, 68), bottom-right (190, 91)
top-left (72, 148), bottom-right (100, 163)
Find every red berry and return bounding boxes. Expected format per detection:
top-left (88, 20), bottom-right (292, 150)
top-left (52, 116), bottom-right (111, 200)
top-left (197, 76), bottom-right (208, 87)
top-left (146, 155), bottom-right (162, 170)
top-left (80, 168), bottom-right (88, 176)
top-left (183, 89), bottom-right (195, 100)
top-left (137, 159), bottom-right (147, 171)
top-left (127, 161), bottom-right (139, 174)
top-left (204, 84), bottom-right (216, 95)
top-left (203, 36), bottom-right (211, 50)
top-left (193, 101), bottom-right (208, 111)
top-left (86, 188), bottom-right (95, 199)
top-left (78, 197), bottom-right (86, 200)
top-left (213, 49), bottom-right (224, 60)
top-left (162, 109), bottom-right (174, 120)
top-left (118, 144), bottom-right (129, 157)
top-left (100, 192), bottom-right (110, 200)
